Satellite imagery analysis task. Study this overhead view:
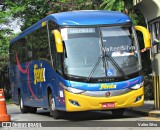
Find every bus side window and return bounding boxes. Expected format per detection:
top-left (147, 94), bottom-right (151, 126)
top-left (25, 36), bottom-right (33, 61)
top-left (9, 44), bottom-right (14, 64)
top-left (12, 42), bottom-right (19, 64)
top-left (15, 40), bottom-right (23, 63)
top-left (56, 53), bottom-right (63, 74)
top-left (25, 25), bottom-right (51, 63)
top-left (48, 21), bottom-right (58, 70)
top-left (21, 38), bottom-right (28, 62)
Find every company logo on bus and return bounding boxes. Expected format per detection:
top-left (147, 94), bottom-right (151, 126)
top-left (100, 84), bottom-right (117, 90)
top-left (105, 92), bottom-right (111, 97)
top-left (34, 63), bottom-right (46, 84)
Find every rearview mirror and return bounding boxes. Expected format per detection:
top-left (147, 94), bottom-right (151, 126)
top-left (134, 26), bottom-right (151, 49)
top-left (52, 30), bottom-right (63, 53)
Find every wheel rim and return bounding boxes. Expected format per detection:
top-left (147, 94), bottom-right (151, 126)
top-left (20, 96), bottom-right (23, 109)
top-left (50, 97), bottom-right (55, 111)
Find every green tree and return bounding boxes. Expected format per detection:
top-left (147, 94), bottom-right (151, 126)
top-left (0, 0), bottom-right (24, 69)
top-left (100, 0), bottom-right (125, 12)
top-left (100, 0), bottom-right (141, 25)
top-left (12, 0), bottom-right (93, 31)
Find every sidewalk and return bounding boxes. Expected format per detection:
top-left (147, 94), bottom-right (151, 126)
top-left (127, 100), bottom-right (160, 117)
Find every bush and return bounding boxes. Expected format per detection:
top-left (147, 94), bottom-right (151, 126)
top-left (144, 75), bottom-right (154, 100)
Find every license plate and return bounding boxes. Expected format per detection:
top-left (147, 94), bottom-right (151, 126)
top-left (102, 102), bottom-right (115, 108)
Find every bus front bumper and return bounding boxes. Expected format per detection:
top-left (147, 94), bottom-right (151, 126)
top-left (64, 87), bottom-right (144, 112)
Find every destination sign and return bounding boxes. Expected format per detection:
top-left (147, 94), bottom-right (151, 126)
top-left (68, 28), bottom-right (95, 34)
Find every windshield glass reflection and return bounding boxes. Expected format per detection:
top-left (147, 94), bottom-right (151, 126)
top-left (62, 28), bottom-right (105, 77)
top-left (61, 26), bottom-right (141, 78)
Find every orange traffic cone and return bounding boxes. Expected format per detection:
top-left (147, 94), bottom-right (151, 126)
top-left (0, 89), bottom-right (11, 122)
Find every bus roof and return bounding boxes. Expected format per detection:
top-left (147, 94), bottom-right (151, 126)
top-left (10, 10), bottom-right (131, 44)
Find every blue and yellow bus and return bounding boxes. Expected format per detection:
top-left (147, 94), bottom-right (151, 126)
top-left (9, 10), bottom-right (151, 119)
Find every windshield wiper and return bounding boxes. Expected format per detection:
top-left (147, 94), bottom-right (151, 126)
top-left (86, 55), bottom-right (103, 82)
top-left (105, 54), bottom-right (128, 79)
top-left (86, 53), bottom-right (128, 82)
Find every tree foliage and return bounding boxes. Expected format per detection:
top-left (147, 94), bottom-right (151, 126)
top-left (100, 0), bottom-right (145, 25)
top-left (101, 0), bottom-right (125, 12)
top-left (0, 0), bottom-right (24, 70)
top-left (12, 0), bottom-right (93, 31)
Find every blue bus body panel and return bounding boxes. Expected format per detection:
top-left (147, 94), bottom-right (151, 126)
top-left (10, 10), bottom-right (131, 44)
top-left (49, 10), bottom-right (131, 26)
top-left (10, 59), bottom-right (70, 110)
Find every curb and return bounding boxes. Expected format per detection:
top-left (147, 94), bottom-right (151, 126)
top-left (126, 108), bottom-right (149, 116)
top-left (149, 111), bottom-right (160, 117)
top-left (126, 108), bottom-right (160, 117)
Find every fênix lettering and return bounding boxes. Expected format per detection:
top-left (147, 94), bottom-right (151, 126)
top-left (100, 84), bottom-right (117, 90)
top-left (34, 64), bottom-right (46, 84)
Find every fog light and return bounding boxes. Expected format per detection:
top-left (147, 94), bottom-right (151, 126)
top-left (134, 96), bottom-right (142, 102)
top-left (69, 100), bottom-right (80, 106)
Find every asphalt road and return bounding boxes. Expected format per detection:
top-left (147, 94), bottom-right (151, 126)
top-left (6, 104), bottom-right (160, 122)
top-left (1, 104), bottom-right (160, 130)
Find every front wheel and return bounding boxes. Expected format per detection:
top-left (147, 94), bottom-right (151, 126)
top-left (48, 93), bottom-right (62, 119)
top-left (29, 107), bottom-right (37, 113)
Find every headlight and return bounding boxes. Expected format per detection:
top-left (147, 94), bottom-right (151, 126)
top-left (67, 87), bottom-right (85, 94)
top-left (130, 82), bottom-right (144, 90)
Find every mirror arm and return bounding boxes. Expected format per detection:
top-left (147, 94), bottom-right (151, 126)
top-left (134, 26), bottom-right (151, 49)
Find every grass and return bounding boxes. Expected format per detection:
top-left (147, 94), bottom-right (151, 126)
top-left (5, 99), bottom-right (13, 104)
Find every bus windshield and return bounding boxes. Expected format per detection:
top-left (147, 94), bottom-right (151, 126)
top-left (61, 25), bottom-right (141, 78)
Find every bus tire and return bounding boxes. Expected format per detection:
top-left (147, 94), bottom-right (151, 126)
top-left (19, 93), bottom-right (29, 113)
top-left (49, 93), bottom-right (61, 119)
top-left (28, 107), bottom-right (37, 113)
top-left (111, 108), bottom-right (125, 117)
